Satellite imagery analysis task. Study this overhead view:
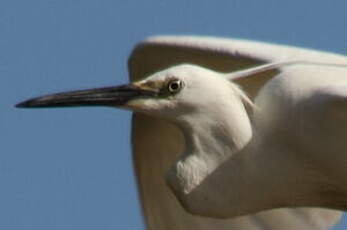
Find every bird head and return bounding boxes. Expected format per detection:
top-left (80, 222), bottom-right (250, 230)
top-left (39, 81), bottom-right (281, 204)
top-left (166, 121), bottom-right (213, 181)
top-left (16, 64), bottom-right (251, 125)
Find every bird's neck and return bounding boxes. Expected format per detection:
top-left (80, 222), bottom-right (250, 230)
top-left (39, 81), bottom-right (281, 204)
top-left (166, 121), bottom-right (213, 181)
top-left (168, 115), bottom-right (250, 192)
top-left (166, 112), bottom-right (347, 218)
top-left (165, 103), bottom-right (255, 215)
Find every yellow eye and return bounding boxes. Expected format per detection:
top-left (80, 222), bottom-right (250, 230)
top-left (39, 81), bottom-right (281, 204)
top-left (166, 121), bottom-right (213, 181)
top-left (167, 79), bottom-right (182, 93)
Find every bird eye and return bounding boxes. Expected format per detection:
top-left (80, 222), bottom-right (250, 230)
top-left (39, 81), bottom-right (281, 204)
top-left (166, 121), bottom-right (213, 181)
top-left (167, 79), bottom-right (183, 93)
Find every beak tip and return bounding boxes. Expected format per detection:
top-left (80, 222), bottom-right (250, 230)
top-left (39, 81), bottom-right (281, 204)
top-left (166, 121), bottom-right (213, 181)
top-left (15, 100), bottom-right (35, 108)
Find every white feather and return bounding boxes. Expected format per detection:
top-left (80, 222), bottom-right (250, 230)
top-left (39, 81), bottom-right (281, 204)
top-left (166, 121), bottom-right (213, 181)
top-left (129, 36), bottom-right (345, 230)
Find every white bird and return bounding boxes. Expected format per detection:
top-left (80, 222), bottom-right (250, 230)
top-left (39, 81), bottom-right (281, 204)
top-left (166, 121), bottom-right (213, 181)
top-left (16, 36), bottom-right (347, 230)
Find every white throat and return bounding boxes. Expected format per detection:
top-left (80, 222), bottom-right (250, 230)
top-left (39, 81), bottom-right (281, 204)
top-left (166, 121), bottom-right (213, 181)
top-left (166, 91), bottom-right (253, 195)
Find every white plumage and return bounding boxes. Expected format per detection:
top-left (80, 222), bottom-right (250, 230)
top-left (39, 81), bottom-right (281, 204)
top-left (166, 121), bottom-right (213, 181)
top-left (129, 36), bottom-right (347, 230)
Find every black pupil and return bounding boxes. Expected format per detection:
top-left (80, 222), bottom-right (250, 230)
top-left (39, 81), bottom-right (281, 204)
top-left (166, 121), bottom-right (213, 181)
top-left (169, 81), bottom-right (180, 91)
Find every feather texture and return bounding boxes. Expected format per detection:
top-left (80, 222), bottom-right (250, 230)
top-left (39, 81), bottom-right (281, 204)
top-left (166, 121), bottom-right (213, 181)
top-left (129, 36), bottom-right (344, 230)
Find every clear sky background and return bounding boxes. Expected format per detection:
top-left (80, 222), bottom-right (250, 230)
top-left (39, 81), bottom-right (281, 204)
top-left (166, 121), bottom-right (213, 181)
top-left (2, 0), bottom-right (347, 229)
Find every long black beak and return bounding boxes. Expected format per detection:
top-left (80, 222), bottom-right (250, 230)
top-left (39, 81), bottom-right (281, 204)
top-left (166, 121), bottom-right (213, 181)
top-left (16, 84), bottom-right (157, 108)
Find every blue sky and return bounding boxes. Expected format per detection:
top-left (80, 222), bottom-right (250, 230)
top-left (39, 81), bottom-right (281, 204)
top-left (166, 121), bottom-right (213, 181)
top-left (2, 0), bottom-right (347, 229)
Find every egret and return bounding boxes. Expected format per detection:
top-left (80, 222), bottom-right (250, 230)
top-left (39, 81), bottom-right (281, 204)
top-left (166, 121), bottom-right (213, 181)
top-left (16, 36), bottom-right (347, 230)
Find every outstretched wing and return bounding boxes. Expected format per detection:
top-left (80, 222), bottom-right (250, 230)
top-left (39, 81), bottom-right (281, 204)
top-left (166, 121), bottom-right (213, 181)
top-left (129, 36), bottom-right (347, 98)
top-left (129, 36), bottom-right (345, 230)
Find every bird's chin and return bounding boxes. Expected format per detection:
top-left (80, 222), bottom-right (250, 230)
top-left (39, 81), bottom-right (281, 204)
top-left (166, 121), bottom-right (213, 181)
top-left (125, 98), bottom-right (175, 118)
top-left (124, 99), bottom-right (151, 111)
